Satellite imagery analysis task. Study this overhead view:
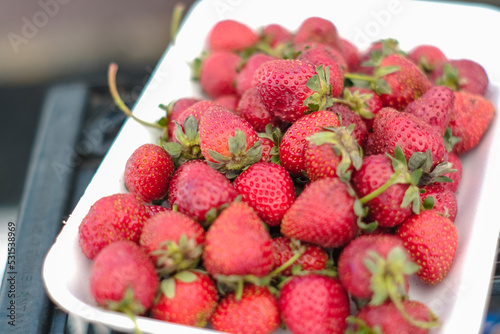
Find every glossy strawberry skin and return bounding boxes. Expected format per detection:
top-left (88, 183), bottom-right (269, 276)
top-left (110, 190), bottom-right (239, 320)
top-left (272, 236), bottom-right (328, 276)
top-left (356, 300), bottom-right (433, 334)
top-left (397, 210), bottom-right (458, 285)
top-left (124, 144), bottom-right (175, 203)
top-left (255, 59), bottom-right (318, 123)
top-left (379, 54), bottom-right (432, 111)
top-left (405, 85), bottom-right (455, 136)
top-left (90, 241), bottom-right (158, 314)
top-left (351, 154), bottom-right (412, 228)
top-left (167, 160), bottom-right (238, 223)
top-left (279, 274), bottom-right (350, 334)
top-left (203, 201), bottom-right (275, 277)
top-left (211, 285), bottom-right (280, 334)
top-left (233, 162), bottom-right (296, 226)
top-left (279, 110), bottom-right (340, 176)
top-left (151, 272), bottom-right (218, 327)
top-left (448, 91), bottom-right (495, 155)
top-left (281, 177), bottom-right (358, 248)
top-left (199, 106), bottom-right (260, 162)
top-left (304, 142), bottom-right (344, 182)
top-left (235, 86), bottom-right (279, 132)
top-left (370, 107), bottom-right (448, 167)
top-left (337, 234), bottom-right (410, 299)
top-left (167, 97), bottom-right (202, 141)
top-left (79, 193), bottom-right (150, 260)
top-left (236, 52), bottom-right (276, 96)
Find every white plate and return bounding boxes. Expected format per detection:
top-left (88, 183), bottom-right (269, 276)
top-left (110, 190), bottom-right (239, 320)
top-left (43, 0), bottom-right (500, 333)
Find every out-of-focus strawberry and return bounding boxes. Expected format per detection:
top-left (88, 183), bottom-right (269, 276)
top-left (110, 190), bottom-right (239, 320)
top-left (235, 52), bottom-right (276, 96)
top-left (407, 44), bottom-right (447, 74)
top-left (199, 51), bottom-right (241, 99)
top-left (235, 86), bottom-right (279, 132)
top-left (293, 17), bottom-right (341, 51)
top-left (432, 59), bottom-right (489, 96)
top-left (207, 19), bottom-right (258, 52)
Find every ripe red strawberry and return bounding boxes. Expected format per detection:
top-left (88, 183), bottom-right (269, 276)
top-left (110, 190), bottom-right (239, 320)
top-left (279, 274), bottom-right (350, 334)
top-left (167, 159), bottom-right (238, 224)
top-left (203, 201), bottom-right (275, 277)
top-left (211, 285), bottom-right (280, 334)
top-left (296, 44), bottom-right (345, 96)
top-left (214, 94), bottom-right (239, 111)
top-left (370, 107), bottom-right (448, 167)
top-left (281, 177), bottom-right (358, 248)
top-left (343, 86), bottom-right (383, 131)
top-left (420, 183), bottom-right (458, 222)
top-left (151, 271), bottom-right (218, 327)
top-left (337, 234), bottom-right (414, 301)
top-left (139, 210), bottom-right (205, 275)
top-left (328, 104), bottom-right (368, 146)
top-left (432, 59), bottom-right (489, 96)
top-left (447, 91), bottom-right (495, 155)
top-left (145, 204), bottom-right (170, 216)
top-left (404, 85), bottom-right (455, 136)
top-left (272, 237), bottom-right (328, 276)
top-left (261, 23), bottom-right (292, 48)
top-left (258, 136), bottom-right (275, 163)
top-left (353, 300), bottom-right (438, 334)
top-left (293, 17), bottom-right (341, 51)
top-left (340, 38), bottom-right (360, 71)
top-left (279, 110), bottom-right (340, 176)
top-left (442, 152), bottom-right (462, 193)
top-left (199, 106), bottom-right (262, 177)
top-left (235, 86), bottom-right (279, 132)
top-left (174, 100), bottom-right (220, 132)
top-left (407, 44), bottom-right (447, 74)
top-left (90, 241), bottom-right (159, 315)
top-left (165, 97), bottom-right (201, 142)
top-left (79, 193), bottom-right (150, 259)
top-left (233, 162), bottom-right (296, 226)
top-left (207, 19), bottom-right (258, 52)
top-left (351, 154), bottom-right (413, 227)
top-left (304, 142), bottom-right (345, 182)
top-left (397, 210), bottom-right (458, 285)
top-left (199, 51), bottom-right (241, 99)
top-left (255, 59), bottom-right (333, 123)
top-left (378, 54), bottom-right (432, 110)
top-left (124, 144), bottom-right (175, 203)
top-left (235, 52), bottom-right (276, 96)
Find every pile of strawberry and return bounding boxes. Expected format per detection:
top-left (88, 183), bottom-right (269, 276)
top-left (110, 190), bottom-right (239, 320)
top-left (79, 16), bottom-right (496, 334)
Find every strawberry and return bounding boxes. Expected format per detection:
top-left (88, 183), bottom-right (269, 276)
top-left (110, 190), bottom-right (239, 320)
top-left (199, 106), bottom-right (262, 177)
top-left (337, 234), bottom-right (415, 301)
top-left (124, 144), bottom-right (175, 203)
top-left (279, 110), bottom-right (340, 176)
top-left (199, 51), bottom-right (241, 99)
top-left (432, 59), bottom-right (489, 96)
top-left (304, 142), bottom-right (345, 182)
top-left (211, 285), bottom-right (280, 334)
top-left (233, 162), bottom-right (296, 226)
top-left (214, 94), bottom-right (239, 111)
top-left (163, 97), bottom-right (201, 142)
top-left (420, 183), bottom-right (457, 222)
top-left (174, 100), bottom-right (220, 131)
top-left (404, 85), bottom-right (455, 136)
top-left (397, 210), bottom-right (458, 285)
top-left (167, 159), bottom-right (238, 224)
top-left (293, 17), bottom-right (341, 51)
top-left (151, 271), bottom-right (218, 327)
top-left (447, 91), bottom-right (495, 155)
top-left (258, 136), bottom-right (275, 163)
top-left (279, 274), bottom-right (350, 334)
top-left (407, 44), bottom-right (447, 74)
top-left (90, 241), bottom-right (159, 316)
top-left (272, 237), bottom-right (329, 276)
top-left (377, 54), bottom-right (432, 110)
top-left (281, 177), bottom-right (358, 248)
top-left (255, 59), bottom-right (335, 123)
top-left (350, 300), bottom-right (438, 334)
top-left (139, 210), bottom-right (205, 275)
top-left (370, 107), bottom-right (448, 167)
top-left (342, 86), bottom-right (383, 131)
top-left (79, 193), bottom-right (150, 259)
top-left (261, 23), bottom-right (293, 48)
top-left (235, 86), bottom-right (279, 132)
top-left (351, 154), bottom-right (414, 228)
top-left (328, 104), bottom-right (368, 146)
top-left (207, 19), bottom-right (259, 52)
top-left (441, 152), bottom-right (462, 193)
top-left (145, 204), bottom-right (170, 216)
top-left (340, 38), bottom-right (360, 71)
top-left (203, 201), bottom-right (275, 277)
top-left (235, 52), bottom-right (276, 96)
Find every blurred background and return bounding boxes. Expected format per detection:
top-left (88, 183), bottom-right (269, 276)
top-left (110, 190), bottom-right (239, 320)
top-left (1, 0), bottom-right (500, 333)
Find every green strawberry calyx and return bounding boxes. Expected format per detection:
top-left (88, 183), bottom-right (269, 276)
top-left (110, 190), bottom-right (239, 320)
top-left (331, 88), bottom-right (375, 120)
top-left (161, 115), bottom-right (203, 166)
top-left (258, 124), bottom-right (283, 165)
top-left (304, 64), bottom-right (335, 112)
top-left (207, 129), bottom-right (263, 179)
top-left (160, 270), bottom-right (199, 299)
top-left (106, 287), bottom-right (144, 334)
top-left (151, 234), bottom-right (203, 276)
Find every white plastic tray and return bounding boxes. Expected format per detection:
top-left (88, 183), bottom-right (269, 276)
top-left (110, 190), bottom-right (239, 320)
top-left (43, 1), bottom-right (500, 333)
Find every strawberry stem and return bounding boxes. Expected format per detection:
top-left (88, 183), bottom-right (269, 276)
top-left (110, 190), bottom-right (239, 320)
top-left (170, 3), bottom-right (185, 45)
top-left (359, 169), bottom-right (402, 204)
top-left (267, 245), bottom-right (306, 277)
top-left (344, 72), bottom-right (377, 83)
top-left (108, 63), bottom-right (163, 130)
